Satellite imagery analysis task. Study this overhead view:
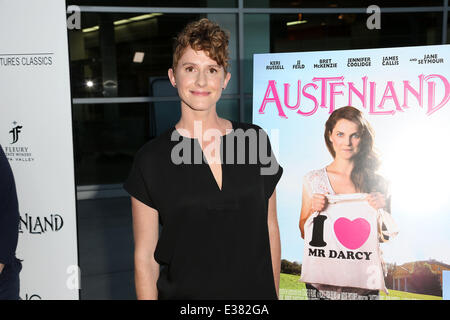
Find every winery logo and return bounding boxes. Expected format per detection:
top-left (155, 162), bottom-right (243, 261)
top-left (4, 121), bottom-right (35, 163)
top-left (9, 121), bottom-right (22, 144)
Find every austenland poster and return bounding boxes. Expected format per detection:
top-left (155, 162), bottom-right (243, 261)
top-left (253, 44), bottom-right (450, 300)
top-left (0, 0), bottom-right (79, 299)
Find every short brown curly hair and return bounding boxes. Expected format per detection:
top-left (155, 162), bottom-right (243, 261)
top-left (172, 18), bottom-right (230, 72)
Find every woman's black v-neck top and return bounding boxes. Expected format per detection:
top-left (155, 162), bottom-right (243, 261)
top-left (123, 121), bottom-right (283, 300)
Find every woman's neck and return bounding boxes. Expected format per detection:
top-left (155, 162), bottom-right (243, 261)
top-left (175, 103), bottom-right (231, 139)
top-left (328, 158), bottom-right (354, 177)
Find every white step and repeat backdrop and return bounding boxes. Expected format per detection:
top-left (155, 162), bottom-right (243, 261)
top-left (0, 0), bottom-right (79, 299)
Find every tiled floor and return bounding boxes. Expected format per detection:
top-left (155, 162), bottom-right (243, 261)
top-left (76, 197), bottom-right (136, 300)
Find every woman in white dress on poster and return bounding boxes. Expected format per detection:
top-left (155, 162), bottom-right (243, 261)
top-left (299, 106), bottom-right (391, 300)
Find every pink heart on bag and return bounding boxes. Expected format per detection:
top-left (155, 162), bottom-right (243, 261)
top-left (334, 218), bottom-right (371, 250)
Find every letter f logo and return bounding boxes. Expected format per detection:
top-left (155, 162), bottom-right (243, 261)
top-left (10, 124), bottom-right (22, 144)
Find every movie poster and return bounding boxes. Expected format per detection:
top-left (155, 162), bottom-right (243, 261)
top-left (253, 44), bottom-right (450, 300)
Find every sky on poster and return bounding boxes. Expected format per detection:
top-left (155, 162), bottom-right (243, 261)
top-left (253, 44), bottom-right (450, 266)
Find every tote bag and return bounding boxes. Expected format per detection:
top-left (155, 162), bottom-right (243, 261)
top-left (300, 193), bottom-right (387, 293)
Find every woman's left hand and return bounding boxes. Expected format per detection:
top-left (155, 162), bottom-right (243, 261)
top-left (366, 192), bottom-right (386, 210)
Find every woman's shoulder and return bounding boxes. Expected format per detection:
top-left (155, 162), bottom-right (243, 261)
top-left (304, 168), bottom-right (327, 181)
top-left (232, 120), bottom-right (262, 132)
top-left (303, 167), bottom-right (331, 193)
top-left (133, 129), bottom-right (175, 163)
top-left (231, 121), bottom-right (275, 144)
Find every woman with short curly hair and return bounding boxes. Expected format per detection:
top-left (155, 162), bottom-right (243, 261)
top-left (124, 18), bottom-right (283, 300)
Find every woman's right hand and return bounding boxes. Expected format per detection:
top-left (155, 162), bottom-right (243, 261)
top-left (300, 189), bottom-right (328, 239)
top-left (311, 193), bottom-right (328, 212)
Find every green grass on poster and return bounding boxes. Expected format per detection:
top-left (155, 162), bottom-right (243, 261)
top-left (279, 273), bottom-right (442, 300)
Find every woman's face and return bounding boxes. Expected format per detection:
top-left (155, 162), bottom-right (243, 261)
top-left (168, 46), bottom-right (231, 112)
top-left (329, 119), bottom-right (362, 160)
